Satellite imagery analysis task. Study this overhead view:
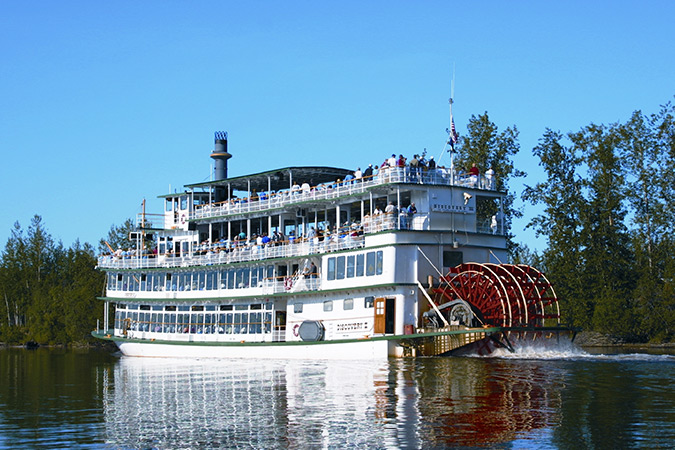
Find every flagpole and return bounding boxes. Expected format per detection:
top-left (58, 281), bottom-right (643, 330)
top-left (448, 65), bottom-right (456, 184)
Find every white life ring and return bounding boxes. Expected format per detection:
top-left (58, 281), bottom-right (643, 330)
top-left (293, 324), bottom-right (300, 337)
top-left (180, 214), bottom-right (186, 224)
top-left (284, 277), bottom-right (293, 290)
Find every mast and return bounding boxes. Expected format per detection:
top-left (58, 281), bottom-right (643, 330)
top-left (438, 66), bottom-right (458, 181)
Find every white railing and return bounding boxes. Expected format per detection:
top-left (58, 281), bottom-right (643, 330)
top-left (191, 168), bottom-right (496, 220)
top-left (262, 277), bottom-right (321, 294)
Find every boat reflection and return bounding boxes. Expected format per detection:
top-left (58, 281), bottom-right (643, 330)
top-left (102, 356), bottom-right (563, 448)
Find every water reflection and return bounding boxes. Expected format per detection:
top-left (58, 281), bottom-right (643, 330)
top-left (102, 356), bottom-right (574, 448)
top-left (0, 348), bottom-right (672, 448)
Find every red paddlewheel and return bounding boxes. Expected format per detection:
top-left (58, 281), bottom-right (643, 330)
top-left (432, 263), bottom-right (562, 328)
top-left (514, 265), bottom-right (561, 326)
top-left (435, 263), bottom-right (513, 326)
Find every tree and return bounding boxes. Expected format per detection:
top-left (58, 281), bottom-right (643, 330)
top-left (620, 103), bottom-right (675, 341)
top-left (522, 129), bottom-right (588, 328)
top-left (99, 218), bottom-right (135, 255)
top-left (455, 112), bottom-right (525, 256)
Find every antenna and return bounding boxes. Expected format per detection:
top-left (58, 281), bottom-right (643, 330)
top-left (437, 65), bottom-right (458, 180)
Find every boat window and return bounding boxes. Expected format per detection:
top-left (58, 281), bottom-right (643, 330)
top-left (294, 303), bottom-right (303, 314)
top-left (250, 312), bottom-right (262, 334)
top-left (227, 269), bottom-right (235, 289)
top-left (191, 305), bottom-right (204, 311)
top-left (180, 196), bottom-right (187, 210)
top-left (165, 305), bottom-right (176, 311)
top-left (117, 303), bottom-right (126, 309)
top-left (356, 254), bottom-right (364, 277)
top-left (129, 304), bottom-right (139, 310)
top-left (206, 271), bottom-right (216, 290)
top-left (251, 266), bottom-right (259, 287)
top-left (178, 305), bottom-right (189, 312)
top-left (264, 312), bottom-right (272, 332)
top-left (220, 305), bottom-right (233, 311)
top-left (336, 256), bottom-right (345, 279)
top-left (376, 251), bottom-right (383, 275)
top-left (152, 305), bottom-right (162, 311)
top-left (166, 198), bottom-right (173, 212)
top-left (265, 302), bottom-right (272, 310)
top-left (327, 257), bottom-right (336, 280)
top-left (250, 304), bottom-right (262, 310)
top-left (235, 304), bottom-right (248, 311)
top-left (140, 305), bottom-right (151, 311)
top-left (364, 296), bottom-right (374, 308)
top-left (366, 252), bottom-right (376, 276)
top-left (205, 305), bottom-right (216, 311)
top-left (347, 255), bottom-right (355, 278)
top-left (344, 298), bottom-right (354, 310)
top-left (323, 300), bottom-right (333, 312)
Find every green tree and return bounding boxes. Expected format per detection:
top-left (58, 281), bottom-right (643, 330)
top-left (99, 218), bottom-right (135, 255)
top-left (455, 112), bottom-right (525, 256)
top-left (573, 124), bottom-right (635, 338)
top-left (620, 103), bottom-right (675, 341)
top-left (522, 129), bottom-right (587, 328)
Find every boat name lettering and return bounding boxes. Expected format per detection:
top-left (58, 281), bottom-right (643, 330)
top-left (430, 203), bottom-right (473, 213)
top-left (336, 322), bottom-right (368, 332)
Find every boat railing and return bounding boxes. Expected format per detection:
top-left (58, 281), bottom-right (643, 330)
top-left (262, 276), bottom-right (320, 295)
top-left (98, 234), bottom-right (370, 269)
top-left (192, 168), bottom-right (496, 220)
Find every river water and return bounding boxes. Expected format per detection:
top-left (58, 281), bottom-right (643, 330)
top-left (0, 344), bottom-right (673, 449)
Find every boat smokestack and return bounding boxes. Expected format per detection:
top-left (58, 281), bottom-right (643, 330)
top-left (211, 131), bottom-right (232, 181)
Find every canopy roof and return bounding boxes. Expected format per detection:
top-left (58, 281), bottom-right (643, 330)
top-left (185, 166), bottom-right (354, 193)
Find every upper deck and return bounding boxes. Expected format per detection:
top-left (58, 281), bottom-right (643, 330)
top-left (98, 164), bottom-right (504, 271)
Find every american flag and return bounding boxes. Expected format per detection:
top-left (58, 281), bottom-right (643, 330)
top-left (450, 117), bottom-right (458, 144)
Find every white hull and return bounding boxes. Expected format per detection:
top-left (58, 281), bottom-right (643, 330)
top-left (116, 338), bottom-right (398, 360)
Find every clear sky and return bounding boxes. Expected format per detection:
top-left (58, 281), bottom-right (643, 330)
top-left (1, 1), bottom-right (673, 252)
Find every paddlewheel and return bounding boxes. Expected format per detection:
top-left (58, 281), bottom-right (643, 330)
top-left (430, 263), bottom-right (561, 328)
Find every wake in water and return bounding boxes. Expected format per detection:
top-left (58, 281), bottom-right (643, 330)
top-left (474, 339), bottom-right (675, 361)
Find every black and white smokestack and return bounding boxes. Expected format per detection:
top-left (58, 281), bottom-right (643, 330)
top-left (210, 131), bottom-right (232, 181)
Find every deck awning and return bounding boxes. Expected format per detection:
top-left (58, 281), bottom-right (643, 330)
top-left (185, 166), bottom-right (354, 193)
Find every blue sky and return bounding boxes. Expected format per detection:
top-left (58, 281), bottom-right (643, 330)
top-left (1, 1), bottom-right (673, 252)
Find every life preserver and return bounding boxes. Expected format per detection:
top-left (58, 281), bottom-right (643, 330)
top-left (284, 277), bottom-right (293, 290)
top-left (293, 324), bottom-right (300, 337)
top-left (180, 214), bottom-right (186, 224)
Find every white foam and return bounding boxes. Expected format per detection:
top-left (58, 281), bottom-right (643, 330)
top-left (480, 343), bottom-right (674, 361)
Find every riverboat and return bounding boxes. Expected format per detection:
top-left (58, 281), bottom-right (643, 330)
top-left (93, 130), bottom-right (574, 358)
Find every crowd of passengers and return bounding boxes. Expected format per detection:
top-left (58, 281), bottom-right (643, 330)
top-left (196, 154), bottom-right (495, 213)
top-left (102, 202), bottom-right (418, 263)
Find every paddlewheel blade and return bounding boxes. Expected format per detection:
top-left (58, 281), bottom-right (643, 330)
top-left (431, 263), bottom-right (561, 328)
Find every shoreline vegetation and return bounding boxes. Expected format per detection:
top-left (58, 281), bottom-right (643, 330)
top-left (1, 100), bottom-right (673, 346)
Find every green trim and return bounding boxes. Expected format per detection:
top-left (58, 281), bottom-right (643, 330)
top-left (96, 281), bottom-right (417, 303)
top-left (91, 326), bottom-right (578, 347)
top-left (91, 327), bottom-right (500, 347)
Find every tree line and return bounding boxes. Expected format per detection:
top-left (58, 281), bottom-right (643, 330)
top-left (1, 99), bottom-right (673, 344)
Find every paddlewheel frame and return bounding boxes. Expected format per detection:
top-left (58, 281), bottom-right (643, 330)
top-left (431, 263), bottom-right (561, 329)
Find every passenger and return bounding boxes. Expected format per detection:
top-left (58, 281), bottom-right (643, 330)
top-left (410, 155), bottom-right (420, 181)
top-left (363, 164), bottom-right (373, 180)
top-left (469, 163), bottom-right (479, 187)
top-left (485, 166), bottom-right (495, 190)
top-left (291, 182), bottom-right (301, 196)
top-left (354, 167), bottom-right (362, 182)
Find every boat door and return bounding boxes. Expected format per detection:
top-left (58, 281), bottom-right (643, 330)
top-left (374, 297), bottom-right (395, 334)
